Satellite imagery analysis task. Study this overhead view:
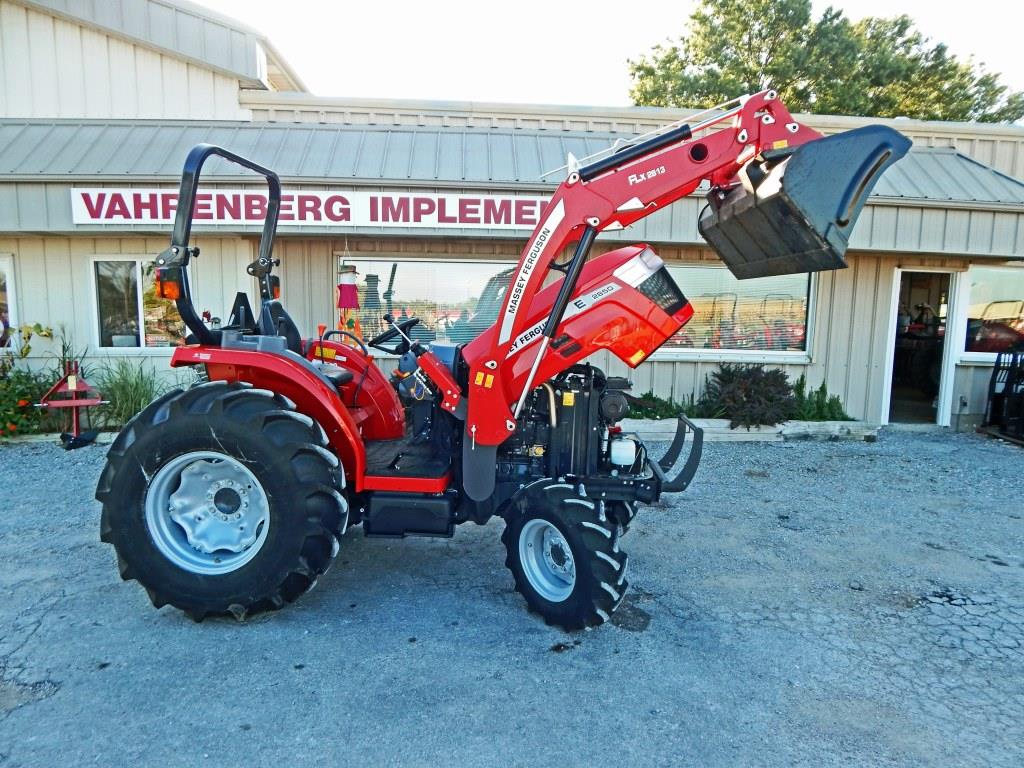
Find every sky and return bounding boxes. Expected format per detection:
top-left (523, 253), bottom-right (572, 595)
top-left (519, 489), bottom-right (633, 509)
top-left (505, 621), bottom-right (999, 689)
top-left (195, 0), bottom-right (1024, 108)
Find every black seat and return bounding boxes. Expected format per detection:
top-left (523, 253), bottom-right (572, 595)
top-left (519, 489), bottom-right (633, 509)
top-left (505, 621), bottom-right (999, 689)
top-left (322, 367), bottom-right (354, 390)
top-left (259, 300), bottom-right (304, 355)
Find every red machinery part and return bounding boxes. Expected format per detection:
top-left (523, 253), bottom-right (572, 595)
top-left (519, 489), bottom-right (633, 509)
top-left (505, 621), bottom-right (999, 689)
top-left (461, 91), bottom-right (820, 445)
top-left (38, 361), bottom-right (104, 437)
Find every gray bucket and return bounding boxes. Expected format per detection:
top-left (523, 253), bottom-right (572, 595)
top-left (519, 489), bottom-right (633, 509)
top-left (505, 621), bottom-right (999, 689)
top-left (698, 125), bottom-right (911, 279)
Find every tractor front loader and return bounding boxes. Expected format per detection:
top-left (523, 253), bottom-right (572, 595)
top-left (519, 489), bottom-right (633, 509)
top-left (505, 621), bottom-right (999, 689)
top-left (97, 91), bottom-right (910, 629)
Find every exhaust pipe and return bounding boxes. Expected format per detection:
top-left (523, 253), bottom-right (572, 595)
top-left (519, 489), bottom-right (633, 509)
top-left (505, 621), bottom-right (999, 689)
top-left (699, 125), bottom-right (912, 279)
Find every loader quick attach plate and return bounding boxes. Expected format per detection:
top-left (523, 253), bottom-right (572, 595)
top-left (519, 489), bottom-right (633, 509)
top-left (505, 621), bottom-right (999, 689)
top-left (699, 125), bottom-right (912, 279)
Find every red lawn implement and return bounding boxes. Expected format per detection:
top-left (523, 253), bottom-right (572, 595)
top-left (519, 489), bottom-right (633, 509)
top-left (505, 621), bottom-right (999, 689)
top-left (97, 91), bottom-right (909, 629)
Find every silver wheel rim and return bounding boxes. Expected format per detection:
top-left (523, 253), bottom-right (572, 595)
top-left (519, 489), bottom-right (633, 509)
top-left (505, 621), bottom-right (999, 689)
top-left (519, 518), bottom-right (576, 602)
top-left (144, 451), bottom-right (270, 576)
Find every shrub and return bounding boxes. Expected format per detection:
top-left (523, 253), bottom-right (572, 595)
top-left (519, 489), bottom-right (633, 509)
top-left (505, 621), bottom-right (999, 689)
top-left (626, 390), bottom-right (725, 420)
top-left (702, 363), bottom-right (795, 429)
top-left (95, 359), bottom-right (169, 428)
top-left (792, 374), bottom-right (851, 421)
top-left (1, 321), bottom-right (57, 436)
top-left (0, 367), bottom-right (53, 435)
top-left (48, 326), bottom-right (92, 381)
top-left (627, 391), bottom-right (684, 419)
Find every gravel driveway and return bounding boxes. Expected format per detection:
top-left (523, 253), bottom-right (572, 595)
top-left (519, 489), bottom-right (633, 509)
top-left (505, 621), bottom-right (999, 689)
top-left (1, 430), bottom-right (1022, 767)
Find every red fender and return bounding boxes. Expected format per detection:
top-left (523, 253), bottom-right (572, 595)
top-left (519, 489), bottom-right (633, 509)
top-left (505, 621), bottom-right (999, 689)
top-left (171, 347), bottom-right (370, 490)
top-left (305, 340), bottom-right (404, 441)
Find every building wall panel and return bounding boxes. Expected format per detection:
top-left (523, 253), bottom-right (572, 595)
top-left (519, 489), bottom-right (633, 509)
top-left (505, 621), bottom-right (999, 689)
top-left (0, 1), bottom-right (248, 119)
top-left (0, 230), bottom-right (1007, 429)
top-left (0, 234), bottom-right (251, 363)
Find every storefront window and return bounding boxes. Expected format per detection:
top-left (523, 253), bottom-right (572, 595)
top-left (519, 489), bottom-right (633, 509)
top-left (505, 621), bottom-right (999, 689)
top-left (662, 266), bottom-right (810, 352)
top-left (0, 257), bottom-right (14, 349)
top-left (94, 260), bottom-right (184, 348)
top-left (346, 258), bottom-right (515, 344)
top-left (344, 258), bottom-right (811, 353)
top-left (964, 266), bottom-right (1024, 354)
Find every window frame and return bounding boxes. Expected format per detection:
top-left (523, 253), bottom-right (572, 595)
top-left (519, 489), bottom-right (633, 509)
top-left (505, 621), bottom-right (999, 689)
top-left (0, 253), bottom-right (17, 350)
top-left (339, 254), bottom-right (816, 364)
top-left (955, 263), bottom-right (1024, 364)
top-left (337, 253), bottom-right (519, 354)
top-left (89, 256), bottom-right (179, 355)
top-left (649, 263), bottom-right (816, 364)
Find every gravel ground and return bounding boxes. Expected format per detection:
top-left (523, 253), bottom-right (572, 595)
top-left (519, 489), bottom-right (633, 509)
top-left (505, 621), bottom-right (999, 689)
top-left (1, 430), bottom-right (1022, 767)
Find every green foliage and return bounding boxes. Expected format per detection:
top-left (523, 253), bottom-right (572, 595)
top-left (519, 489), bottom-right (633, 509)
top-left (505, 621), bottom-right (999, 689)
top-left (792, 374), bottom-right (851, 421)
top-left (625, 368), bottom-right (852, 428)
top-left (48, 326), bottom-right (92, 381)
top-left (95, 359), bottom-right (169, 429)
top-left (703, 363), bottom-right (796, 429)
top-left (1, 321), bottom-right (58, 436)
top-left (0, 367), bottom-right (53, 435)
top-left (1, 322), bottom-right (53, 364)
top-left (628, 0), bottom-right (1024, 123)
top-left (628, 391), bottom-right (685, 419)
top-left (627, 390), bottom-right (724, 419)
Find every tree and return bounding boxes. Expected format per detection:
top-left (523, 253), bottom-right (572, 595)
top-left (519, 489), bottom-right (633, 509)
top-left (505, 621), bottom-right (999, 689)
top-left (628, 0), bottom-right (1024, 123)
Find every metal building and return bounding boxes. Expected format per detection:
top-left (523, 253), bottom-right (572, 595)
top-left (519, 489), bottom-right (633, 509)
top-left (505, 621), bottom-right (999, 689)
top-left (1, 0), bottom-right (1023, 429)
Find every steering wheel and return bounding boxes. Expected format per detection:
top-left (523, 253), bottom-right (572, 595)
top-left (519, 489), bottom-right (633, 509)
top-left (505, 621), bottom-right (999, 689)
top-left (368, 316), bottom-right (420, 354)
top-left (322, 329), bottom-right (368, 356)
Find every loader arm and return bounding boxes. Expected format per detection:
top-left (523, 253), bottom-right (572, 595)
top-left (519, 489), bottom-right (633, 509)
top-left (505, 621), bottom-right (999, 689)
top-left (461, 89), bottom-right (909, 448)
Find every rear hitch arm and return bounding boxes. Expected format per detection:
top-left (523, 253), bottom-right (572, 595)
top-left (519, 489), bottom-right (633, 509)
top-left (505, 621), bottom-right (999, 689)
top-left (647, 416), bottom-right (704, 493)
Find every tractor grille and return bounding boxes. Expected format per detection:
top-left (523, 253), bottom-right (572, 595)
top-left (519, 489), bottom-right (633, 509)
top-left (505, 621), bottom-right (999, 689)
top-left (637, 267), bottom-right (688, 316)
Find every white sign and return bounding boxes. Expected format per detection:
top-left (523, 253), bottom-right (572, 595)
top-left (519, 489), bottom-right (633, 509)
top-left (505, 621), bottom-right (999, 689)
top-left (69, 188), bottom-right (551, 230)
top-left (498, 199), bottom-right (566, 343)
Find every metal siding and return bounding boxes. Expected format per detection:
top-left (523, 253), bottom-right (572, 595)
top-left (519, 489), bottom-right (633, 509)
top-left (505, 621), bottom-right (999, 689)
top-left (894, 207), bottom-right (921, 251)
top-left (490, 133), bottom-right (515, 181)
top-left (944, 211), bottom-right (970, 253)
top-left (406, 132), bottom-right (439, 180)
top-left (379, 131), bottom-right (412, 180)
top-left (0, 187), bottom-right (20, 229)
top-left (0, 121), bottom-right (1021, 255)
top-left (967, 211), bottom-right (995, 254)
top-left (21, 0), bottom-right (263, 82)
top-left (869, 207), bottom-right (898, 250)
top-left (847, 255), bottom-right (886, 419)
top-left (919, 208), bottom-right (947, 252)
top-left (462, 133), bottom-right (489, 182)
top-left (437, 132), bottom-right (464, 181)
top-left (3, 118), bottom-right (1021, 201)
top-left (953, 364), bottom-right (996, 423)
top-left (3, 229), bottom-right (1004, 423)
top-left (0, 1), bottom-right (250, 119)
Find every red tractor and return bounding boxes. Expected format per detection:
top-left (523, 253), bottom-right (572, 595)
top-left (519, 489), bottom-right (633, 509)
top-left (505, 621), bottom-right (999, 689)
top-left (96, 91), bottom-right (909, 629)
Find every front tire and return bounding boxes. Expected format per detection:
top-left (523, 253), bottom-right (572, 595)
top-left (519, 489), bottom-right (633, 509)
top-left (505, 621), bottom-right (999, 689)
top-left (502, 480), bottom-right (629, 630)
top-left (97, 381), bottom-right (348, 620)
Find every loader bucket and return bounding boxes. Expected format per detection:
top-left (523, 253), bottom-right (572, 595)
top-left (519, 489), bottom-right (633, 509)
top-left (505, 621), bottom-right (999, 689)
top-left (698, 125), bottom-right (912, 279)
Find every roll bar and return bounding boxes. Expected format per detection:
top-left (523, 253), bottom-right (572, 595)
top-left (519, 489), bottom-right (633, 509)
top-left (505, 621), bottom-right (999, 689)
top-left (155, 144), bottom-right (282, 346)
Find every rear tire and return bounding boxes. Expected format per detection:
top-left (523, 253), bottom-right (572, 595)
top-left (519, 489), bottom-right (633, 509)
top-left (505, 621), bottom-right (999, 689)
top-left (501, 480), bottom-right (629, 630)
top-left (97, 381), bottom-right (348, 621)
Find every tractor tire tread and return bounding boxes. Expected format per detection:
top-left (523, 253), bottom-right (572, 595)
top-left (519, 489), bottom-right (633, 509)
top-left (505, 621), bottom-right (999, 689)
top-left (502, 480), bottom-right (629, 631)
top-left (97, 382), bottom-right (347, 622)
